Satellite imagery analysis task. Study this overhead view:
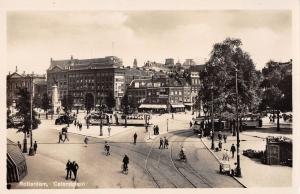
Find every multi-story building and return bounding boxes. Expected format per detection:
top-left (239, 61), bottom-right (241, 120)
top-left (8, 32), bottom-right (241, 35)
top-left (127, 76), bottom-right (191, 113)
top-left (7, 67), bottom-right (46, 111)
top-left (47, 56), bottom-right (125, 110)
top-left (124, 66), bottom-right (153, 89)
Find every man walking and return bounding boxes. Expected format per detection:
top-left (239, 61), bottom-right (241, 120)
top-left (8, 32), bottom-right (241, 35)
top-left (65, 160), bottom-right (72, 180)
top-left (84, 136), bottom-right (89, 147)
top-left (33, 141), bottom-right (38, 153)
top-left (159, 138), bottom-right (164, 149)
top-left (230, 144), bottom-right (236, 158)
top-left (107, 125), bottom-right (111, 136)
top-left (189, 121), bottom-right (193, 128)
top-left (163, 137), bottom-right (169, 149)
top-left (63, 131), bottom-right (69, 142)
top-left (71, 161), bottom-right (79, 181)
top-left (133, 132), bottom-right (137, 145)
top-left (58, 132), bottom-right (63, 143)
top-left (17, 141), bottom-right (22, 150)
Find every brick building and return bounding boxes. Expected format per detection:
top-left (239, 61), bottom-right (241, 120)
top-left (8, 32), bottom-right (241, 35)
top-left (46, 56), bottom-right (125, 110)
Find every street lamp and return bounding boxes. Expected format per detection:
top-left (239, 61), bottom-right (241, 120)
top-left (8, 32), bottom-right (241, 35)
top-left (99, 100), bottom-right (104, 136)
top-left (28, 73), bottom-right (35, 156)
top-left (210, 83), bottom-right (215, 150)
top-left (235, 66), bottom-right (242, 177)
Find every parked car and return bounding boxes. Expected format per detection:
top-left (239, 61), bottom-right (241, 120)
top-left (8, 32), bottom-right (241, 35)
top-left (55, 115), bottom-right (75, 125)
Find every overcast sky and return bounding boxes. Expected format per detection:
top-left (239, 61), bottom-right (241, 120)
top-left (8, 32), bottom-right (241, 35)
top-left (7, 10), bottom-right (292, 74)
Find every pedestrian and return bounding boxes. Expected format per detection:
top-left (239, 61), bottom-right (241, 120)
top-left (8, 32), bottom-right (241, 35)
top-left (63, 131), bottom-right (69, 142)
top-left (218, 140), bottom-right (222, 151)
top-left (17, 141), bottom-right (22, 150)
top-left (133, 132), bottom-right (137, 145)
top-left (163, 137), bottom-right (169, 149)
top-left (230, 144), bottom-right (236, 158)
top-left (58, 132), bottom-right (63, 143)
top-left (122, 154), bottom-right (129, 172)
top-left (153, 125), bottom-right (156, 135)
top-left (104, 141), bottom-right (110, 156)
top-left (189, 121), bottom-right (193, 128)
top-left (159, 138), bottom-right (164, 149)
top-left (74, 119), bottom-right (77, 127)
top-left (79, 123), bottom-right (82, 131)
top-left (33, 141), bottom-right (38, 153)
top-left (218, 131), bottom-right (222, 141)
top-left (157, 126), bottom-right (160, 135)
top-left (223, 134), bottom-right (227, 143)
top-left (84, 136), bottom-right (89, 147)
top-left (108, 125), bottom-right (111, 136)
top-left (172, 113), bottom-right (174, 119)
top-left (71, 161), bottom-right (79, 181)
top-left (65, 160), bottom-right (72, 180)
top-left (222, 149), bottom-right (229, 161)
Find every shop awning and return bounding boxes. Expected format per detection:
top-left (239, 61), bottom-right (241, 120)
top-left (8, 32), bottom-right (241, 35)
top-left (171, 104), bottom-right (185, 108)
top-left (184, 103), bottom-right (193, 106)
top-left (139, 104), bottom-right (167, 109)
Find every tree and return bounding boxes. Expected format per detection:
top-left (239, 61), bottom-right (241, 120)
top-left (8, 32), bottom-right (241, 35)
top-left (105, 92), bottom-right (116, 111)
top-left (61, 94), bottom-right (74, 113)
top-left (85, 93), bottom-right (94, 114)
top-left (33, 95), bottom-right (42, 109)
top-left (199, 38), bottom-right (261, 132)
top-left (41, 93), bottom-right (51, 119)
top-left (259, 60), bottom-right (292, 130)
top-left (15, 87), bottom-right (41, 153)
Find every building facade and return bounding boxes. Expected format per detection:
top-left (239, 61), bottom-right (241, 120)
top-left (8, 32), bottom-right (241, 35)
top-left (47, 56), bottom-right (125, 110)
top-left (7, 67), bottom-right (46, 110)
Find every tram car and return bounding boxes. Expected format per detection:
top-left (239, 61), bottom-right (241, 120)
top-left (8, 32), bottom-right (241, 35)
top-left (118, 113), bottom-right (150, 126)
top-left (88, 113), bottom-right (110, 125)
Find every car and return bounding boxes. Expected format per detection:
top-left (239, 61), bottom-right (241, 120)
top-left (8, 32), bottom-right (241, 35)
top-left (55, 115), bottom-right (75, 125)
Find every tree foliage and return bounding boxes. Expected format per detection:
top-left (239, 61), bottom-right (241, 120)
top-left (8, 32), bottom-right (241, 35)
top-left (84, 93), bottom-right (94, 113)
top-left (41, 93), bottom-right (51, 112)
top-left (62, 94), bottom-right (74, 113)
top-left (15, 87), bottom-right (40, 133)
top-left (105, 92), bottom-right (116, 111)
top-left (199, 38), bottom-right (261, 119)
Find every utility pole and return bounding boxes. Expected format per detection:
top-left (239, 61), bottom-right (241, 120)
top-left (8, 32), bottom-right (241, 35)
top-left (29, 74), bottom-right (35, 156)
top-left (211, 82), bottom-right (215, 150)
top-left (235, 67), bottom-right (241, 177)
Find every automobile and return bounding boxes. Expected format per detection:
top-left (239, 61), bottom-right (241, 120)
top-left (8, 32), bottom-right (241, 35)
top-left (219, 160), bottom-right (231, 175)
top-left (55, 115), bottom-right (75, 125)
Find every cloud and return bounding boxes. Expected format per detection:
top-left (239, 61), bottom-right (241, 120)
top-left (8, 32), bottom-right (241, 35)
top-left (7, 10), bottom-right (292, 73)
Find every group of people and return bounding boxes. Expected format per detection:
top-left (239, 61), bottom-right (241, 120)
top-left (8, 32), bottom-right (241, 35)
top-left (74, 119), bottom-right (83, 131)
top-left (58, 127), bottom-right (69, 143)
top-left (65, 160), bottom-right (79, 181)
top-left (17, 140), bottom-right (38, 153)
top-left (159, 137), bottom-right (169, 149)
top-left (153, 125), bottom-right (160, 135)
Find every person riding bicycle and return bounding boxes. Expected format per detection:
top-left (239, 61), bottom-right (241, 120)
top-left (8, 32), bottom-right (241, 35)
top-left (122, 154), bottom-right (129, 172)
top-left (104, 141), bottom-right (110, 155)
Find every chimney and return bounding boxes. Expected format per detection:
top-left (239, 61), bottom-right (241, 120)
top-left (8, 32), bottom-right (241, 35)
top-left (15, 66), bottom-right (18, 73)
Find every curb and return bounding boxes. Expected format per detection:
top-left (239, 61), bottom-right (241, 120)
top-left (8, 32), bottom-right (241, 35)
top-left (200, 138), bottom-right (247, 188)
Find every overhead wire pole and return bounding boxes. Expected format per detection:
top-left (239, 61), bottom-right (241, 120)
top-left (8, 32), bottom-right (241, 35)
top-left (235, 66), bottom-right (241, 177)
top-left (29, 73), bottom-right (35, 156)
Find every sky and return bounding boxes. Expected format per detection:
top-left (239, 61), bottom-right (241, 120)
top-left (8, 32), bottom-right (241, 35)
top-left (7, 10), bottom-right (292, 74)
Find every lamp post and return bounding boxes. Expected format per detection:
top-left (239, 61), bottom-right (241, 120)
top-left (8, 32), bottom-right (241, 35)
top-left (99, 101), bottom-right (103, 136)
top-left (235, 67), bottom-right (241, 177)
top-left (28, 74), bottom-right (35, 156)
top-left (211, 83), bottom-right (215, 150)
top-left (167, 119), bottom-right (169, 132)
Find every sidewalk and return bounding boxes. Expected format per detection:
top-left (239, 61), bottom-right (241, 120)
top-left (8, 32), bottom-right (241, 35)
top-left (201, 132), bottom-right (292, 187)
